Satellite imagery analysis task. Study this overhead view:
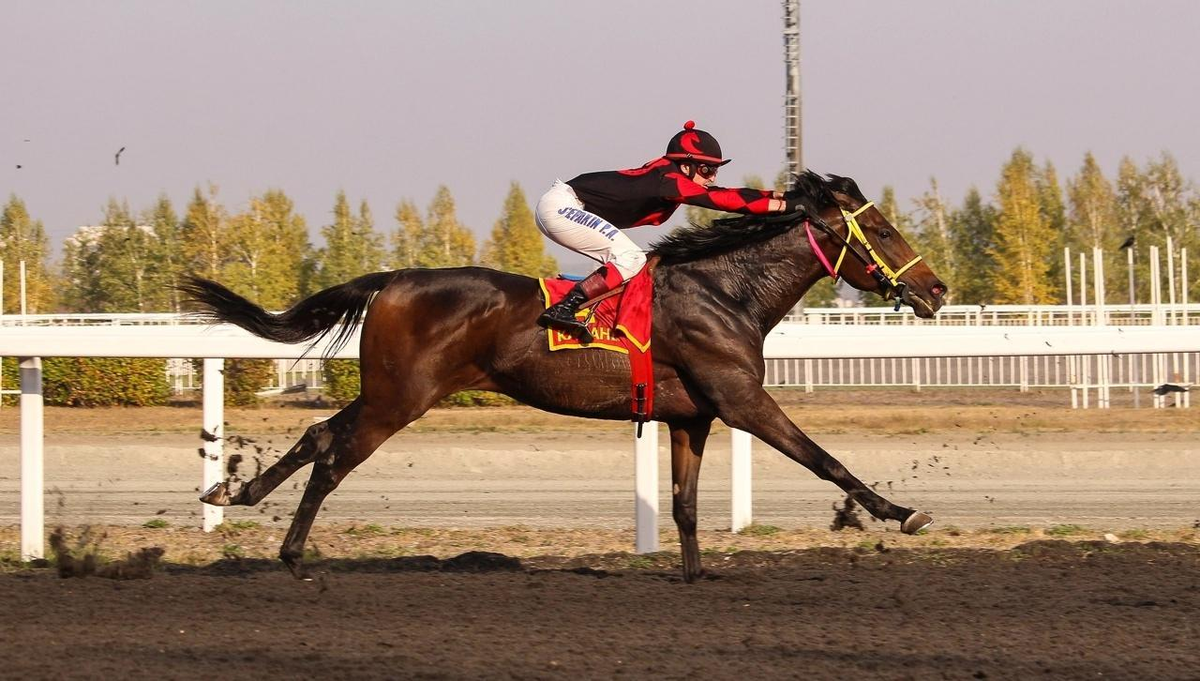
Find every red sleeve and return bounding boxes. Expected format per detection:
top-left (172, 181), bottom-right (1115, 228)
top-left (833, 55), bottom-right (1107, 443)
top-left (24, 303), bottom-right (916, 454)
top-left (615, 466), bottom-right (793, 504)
top-left (661, 172), bottom-right (775, 214)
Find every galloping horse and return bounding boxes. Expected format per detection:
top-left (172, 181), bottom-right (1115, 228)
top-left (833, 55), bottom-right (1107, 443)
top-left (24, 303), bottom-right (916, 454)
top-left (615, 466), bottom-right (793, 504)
top-left (184, 171), bottom-right (947, 582)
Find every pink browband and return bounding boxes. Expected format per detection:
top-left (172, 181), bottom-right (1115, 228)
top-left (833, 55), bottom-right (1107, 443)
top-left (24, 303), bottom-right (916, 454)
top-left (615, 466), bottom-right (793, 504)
top-left (805, 220), bottom-right (838, 280)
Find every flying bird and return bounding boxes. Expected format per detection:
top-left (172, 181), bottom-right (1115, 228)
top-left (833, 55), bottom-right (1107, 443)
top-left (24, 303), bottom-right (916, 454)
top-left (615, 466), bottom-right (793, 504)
top-left (115, 146), bottom-right (125, 165)
top-left (1153, 383), bottom-right (1188, 396)
top-left (1119, 235), bottom-right (1135, 250)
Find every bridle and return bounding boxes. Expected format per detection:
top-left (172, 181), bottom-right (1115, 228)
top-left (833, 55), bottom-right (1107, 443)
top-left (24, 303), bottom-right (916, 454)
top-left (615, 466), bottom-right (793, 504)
top-left (804, 201), bottom-right (923, 311)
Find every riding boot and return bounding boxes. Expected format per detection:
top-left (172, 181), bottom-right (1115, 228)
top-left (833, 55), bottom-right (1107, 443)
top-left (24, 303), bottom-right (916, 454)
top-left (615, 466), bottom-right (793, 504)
top-left (538, 264), bottom-right (622, 343)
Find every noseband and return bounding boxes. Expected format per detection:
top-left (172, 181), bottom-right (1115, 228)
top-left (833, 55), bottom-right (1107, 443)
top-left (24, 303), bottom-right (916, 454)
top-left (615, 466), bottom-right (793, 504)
top-left (804, 201), bottom-right (923, 311)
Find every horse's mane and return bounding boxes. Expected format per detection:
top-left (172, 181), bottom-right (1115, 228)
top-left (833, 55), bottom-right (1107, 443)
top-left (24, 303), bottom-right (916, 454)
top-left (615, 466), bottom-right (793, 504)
top-left (649, 171), bottom-right (868, 264)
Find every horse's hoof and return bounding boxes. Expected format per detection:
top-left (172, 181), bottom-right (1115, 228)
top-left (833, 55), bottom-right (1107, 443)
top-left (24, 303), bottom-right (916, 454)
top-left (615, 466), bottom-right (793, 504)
top-left (199, 481), bottom-right (231, 506)
top-left (901, 511), bottom-right (934, 535)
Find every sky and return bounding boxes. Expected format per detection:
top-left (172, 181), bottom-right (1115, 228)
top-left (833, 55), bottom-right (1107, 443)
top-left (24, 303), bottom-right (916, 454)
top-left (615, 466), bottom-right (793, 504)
top-left (3, 0), bottom-right (1198, 271)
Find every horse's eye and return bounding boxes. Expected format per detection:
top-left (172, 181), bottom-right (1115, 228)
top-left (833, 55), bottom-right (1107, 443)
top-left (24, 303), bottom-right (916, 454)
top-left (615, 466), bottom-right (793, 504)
top-left (880, 229), bottom-right (892, 239)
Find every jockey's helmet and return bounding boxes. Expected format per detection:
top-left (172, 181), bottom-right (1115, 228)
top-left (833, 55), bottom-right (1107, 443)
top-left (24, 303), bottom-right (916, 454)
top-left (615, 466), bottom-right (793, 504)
top-left (664, 120), bottom-right (731, 166)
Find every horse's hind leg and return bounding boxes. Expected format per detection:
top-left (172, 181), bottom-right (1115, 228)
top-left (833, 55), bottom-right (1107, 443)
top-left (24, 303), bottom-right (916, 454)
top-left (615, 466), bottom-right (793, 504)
top-left (277, 399), bottom-right (423, 579)
top-left (200, 399), bottom-right (363, 508)
top-left (668, 419), bottom-right (712, 583)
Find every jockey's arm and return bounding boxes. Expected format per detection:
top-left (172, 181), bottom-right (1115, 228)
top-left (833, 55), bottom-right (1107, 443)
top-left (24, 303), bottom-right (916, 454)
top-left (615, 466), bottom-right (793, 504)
top-left (664, 174), bottom-right (791, 214)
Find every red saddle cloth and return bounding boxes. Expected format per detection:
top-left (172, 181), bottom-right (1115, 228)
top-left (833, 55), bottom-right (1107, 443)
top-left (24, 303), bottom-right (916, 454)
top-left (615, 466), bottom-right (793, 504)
top-left (538, 265), bottom-right (654, 423)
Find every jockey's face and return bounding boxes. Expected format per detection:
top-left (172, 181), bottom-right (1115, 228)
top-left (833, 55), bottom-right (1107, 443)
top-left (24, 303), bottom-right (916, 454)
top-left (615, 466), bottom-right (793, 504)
top-left (681, 162), bottom-right (718, 187)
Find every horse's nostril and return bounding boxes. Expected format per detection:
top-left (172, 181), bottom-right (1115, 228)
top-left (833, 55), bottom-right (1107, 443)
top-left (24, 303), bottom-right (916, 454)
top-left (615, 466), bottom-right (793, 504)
top-left (931, 284), bottom-right (946, 298)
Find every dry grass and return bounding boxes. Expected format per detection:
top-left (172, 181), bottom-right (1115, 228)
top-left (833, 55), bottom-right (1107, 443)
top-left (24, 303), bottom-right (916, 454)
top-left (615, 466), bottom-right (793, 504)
top-left (3, 523), bottom-right (1196, 569)
top-left (1, 388), bottom-right (1196, 437)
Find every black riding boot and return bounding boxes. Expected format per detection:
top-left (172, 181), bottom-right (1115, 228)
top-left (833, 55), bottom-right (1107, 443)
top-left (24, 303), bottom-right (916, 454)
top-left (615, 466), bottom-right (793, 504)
top-left (538, 265), bottom-right (618, 344)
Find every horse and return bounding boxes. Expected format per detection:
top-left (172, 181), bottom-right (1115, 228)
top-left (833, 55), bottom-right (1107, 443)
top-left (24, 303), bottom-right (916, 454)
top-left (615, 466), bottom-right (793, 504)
top-left (182, 171), bottom-right (948, 582)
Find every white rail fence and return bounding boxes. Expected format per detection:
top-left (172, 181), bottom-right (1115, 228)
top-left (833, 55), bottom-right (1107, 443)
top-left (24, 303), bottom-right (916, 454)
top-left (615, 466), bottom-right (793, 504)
top-left (6, 303), bottom-right (1200, 398)
top-left (4, 322), bottom-right (1200, 561)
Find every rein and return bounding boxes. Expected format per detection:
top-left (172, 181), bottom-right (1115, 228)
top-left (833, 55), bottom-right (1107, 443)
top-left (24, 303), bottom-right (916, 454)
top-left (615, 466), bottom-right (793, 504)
top-left (804, 201), bottom-right (923, 311)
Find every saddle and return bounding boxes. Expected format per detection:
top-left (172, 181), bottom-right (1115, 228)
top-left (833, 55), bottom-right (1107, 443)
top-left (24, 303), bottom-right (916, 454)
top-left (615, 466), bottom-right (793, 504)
top-left (538, 256), bottom-right (658, 430)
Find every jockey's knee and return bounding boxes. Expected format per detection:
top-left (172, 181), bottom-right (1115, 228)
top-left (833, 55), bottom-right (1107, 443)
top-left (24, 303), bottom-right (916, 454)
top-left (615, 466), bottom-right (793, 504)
top-left (610, 250), bottom-right (647, 280)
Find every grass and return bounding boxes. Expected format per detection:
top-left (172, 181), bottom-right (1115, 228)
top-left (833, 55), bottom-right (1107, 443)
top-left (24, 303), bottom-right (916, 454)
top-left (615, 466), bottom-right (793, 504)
top-left (343, 523), bottom-right (386, 537)
top-left (141, 518), bottom-right (169, 529)
top-left (737, 524), bottom-right (782, 537)
top-left (985, 526), bottom-right (1033, 535)
top-left (1045, 524), bottom-right (1089, 537)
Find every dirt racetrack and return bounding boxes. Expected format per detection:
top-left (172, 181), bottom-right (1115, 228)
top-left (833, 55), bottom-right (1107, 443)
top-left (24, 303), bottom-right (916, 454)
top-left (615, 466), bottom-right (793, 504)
top-left (2, 392), bottom-right (1198, 678)
top-left (1, 541), bottom-right (1197, 679)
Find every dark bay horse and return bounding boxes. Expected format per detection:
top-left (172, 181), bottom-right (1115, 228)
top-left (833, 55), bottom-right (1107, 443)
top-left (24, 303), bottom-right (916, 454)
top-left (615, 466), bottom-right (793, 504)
top-left (184, 171), bottom-right (948, 582)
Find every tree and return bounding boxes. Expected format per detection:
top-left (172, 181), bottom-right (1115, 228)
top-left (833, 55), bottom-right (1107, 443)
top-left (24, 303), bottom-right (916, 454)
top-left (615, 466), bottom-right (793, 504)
top-left (60, 198), bottom-right (154, 312)
top-left (143, 194), bottom-right (184, 312)
top-left (417, 186), bottom-right (476, 268)
top-left (910, 178), bottom-right (957, 302)
top-left (223, 189), bottom-right (312, 309)
top-left (480, 182), bottom-right (558, 277)
top-left (180, 184), bottom-right (229, 281)
top-left (991, 148), bottom-right (1058, 304)
top-left (1066, 153), bottom-right (1122, 302)
top-left (947, 187), bottom-right (998, 305)
top-left (0, 195), bottom-right (54, 313)
top-left (313, 191), bottom-right (386, 289)
top-left (391, 199), bottom-right (424, 269)
top-left (1035, 161), bottom-right (1068, 299)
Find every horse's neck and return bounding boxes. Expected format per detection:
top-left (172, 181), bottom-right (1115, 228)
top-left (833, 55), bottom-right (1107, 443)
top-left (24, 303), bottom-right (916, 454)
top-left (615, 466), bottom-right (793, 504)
top-left (669, 231), bottom-right (827, 335)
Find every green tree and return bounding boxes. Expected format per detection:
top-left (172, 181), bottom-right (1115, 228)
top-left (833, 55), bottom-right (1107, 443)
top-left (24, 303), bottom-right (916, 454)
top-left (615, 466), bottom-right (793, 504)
top-left (61, 199), bottom-right (158, 312)
top-left (1035, 161), bottom-right (1068, 299)
top-left (417, 186), bottom-right (476, 267)
top-left (991, 148), bottom-right (1057, 304)
top-left (1066, 153), bottom-right (1122, 302)
top-left (143, 194), bottom-right (184, 312)
top-left (180, 184), bottom-right (229, 280)
top-left (391, 199), bottom-right (424, 269)
top-left (910, 178), bottom-right (957, 302)
top-left (0, 195), bottom-right (54, 313)
top-left (224, 190), bottom-right (312, 309)
top-left (480, 182), bottom-right (558, 277)
top-left (947, 187), bottom-right (998, 305)
top-left (313, 192), bottom-right (386, 289)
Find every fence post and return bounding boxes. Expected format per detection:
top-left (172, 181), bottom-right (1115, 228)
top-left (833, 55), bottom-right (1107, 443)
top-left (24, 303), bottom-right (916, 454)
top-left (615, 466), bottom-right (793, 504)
top-left (634, 421), bottom-right (659, 553)
top-left (19, 357), bottom-right (44, 561)
top-left (202, 358), bottom-right (224, 532)
top-left (731, 428), bottom-right (753, 532)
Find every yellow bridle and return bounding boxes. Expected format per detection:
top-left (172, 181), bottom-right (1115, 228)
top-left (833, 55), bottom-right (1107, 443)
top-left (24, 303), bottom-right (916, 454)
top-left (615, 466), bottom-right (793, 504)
top-left (824, 201), bottom-right (923, 288)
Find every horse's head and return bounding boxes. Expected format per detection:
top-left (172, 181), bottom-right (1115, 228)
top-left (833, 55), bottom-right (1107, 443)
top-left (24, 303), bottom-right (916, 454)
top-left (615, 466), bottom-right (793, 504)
top-left (790, 172), bottom-right (947, 318)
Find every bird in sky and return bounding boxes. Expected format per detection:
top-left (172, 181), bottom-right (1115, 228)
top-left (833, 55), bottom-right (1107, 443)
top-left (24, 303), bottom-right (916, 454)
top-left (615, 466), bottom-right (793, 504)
top-left (115, 146), bottom-right (126, 165)
top-left (1119, 235), bottom-right (1135, 250)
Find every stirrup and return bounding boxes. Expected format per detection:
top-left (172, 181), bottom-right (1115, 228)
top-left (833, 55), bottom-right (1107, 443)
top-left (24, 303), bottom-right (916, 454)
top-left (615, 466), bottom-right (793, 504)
top-left (539, 314), bottom-right (594, 344)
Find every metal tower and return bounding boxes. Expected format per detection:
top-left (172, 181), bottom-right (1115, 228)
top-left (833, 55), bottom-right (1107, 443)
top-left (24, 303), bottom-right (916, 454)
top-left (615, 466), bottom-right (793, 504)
top-left (782, 0), bottom-right (802, 178)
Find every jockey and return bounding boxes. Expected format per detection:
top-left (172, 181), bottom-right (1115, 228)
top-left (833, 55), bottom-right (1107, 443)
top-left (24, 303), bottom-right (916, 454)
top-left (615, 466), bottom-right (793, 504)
top-left (535, 120), bottom-right (801, 339)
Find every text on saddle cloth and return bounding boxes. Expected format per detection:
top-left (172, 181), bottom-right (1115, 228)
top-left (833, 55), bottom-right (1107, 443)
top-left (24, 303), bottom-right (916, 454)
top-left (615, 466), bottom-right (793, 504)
top-left (538, 263), bottom-right (655, 422)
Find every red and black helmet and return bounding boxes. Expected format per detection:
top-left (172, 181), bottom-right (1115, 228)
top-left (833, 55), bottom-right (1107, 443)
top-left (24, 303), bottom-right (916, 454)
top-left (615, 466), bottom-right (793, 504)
top-left (664, 120), bottom-right (731, 166)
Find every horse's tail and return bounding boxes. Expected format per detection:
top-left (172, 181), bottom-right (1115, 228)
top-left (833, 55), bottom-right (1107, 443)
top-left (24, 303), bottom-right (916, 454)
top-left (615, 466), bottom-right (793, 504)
top-left (179, 271), bottom-right (398, 358)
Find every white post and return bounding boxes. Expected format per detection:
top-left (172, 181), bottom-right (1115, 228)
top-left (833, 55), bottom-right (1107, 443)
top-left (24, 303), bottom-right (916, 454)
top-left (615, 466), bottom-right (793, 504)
top-left (1065, 248), bottom-right (1077, 408)
top-left (730, 428), bottom-right (753, 532)
top-left (1079, 253), bottom-right (1090, 409)
top-left (202, 358), bottom-right (225, 532)
top-left (634, 421), bottom-right (659, 553)
top-left (19, 260), bottom-right (28, 319)
top-left (20, 357), bottom-right (44, 561)
top-left (1094, 247), bottom-right (1110, 408)
top-left (1183, 248), bottom-right (1191, 409)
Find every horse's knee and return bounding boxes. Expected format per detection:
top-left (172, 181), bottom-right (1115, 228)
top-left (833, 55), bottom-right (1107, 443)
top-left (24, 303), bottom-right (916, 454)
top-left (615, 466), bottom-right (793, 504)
top-left (672, 495), bottom-right (697, 533)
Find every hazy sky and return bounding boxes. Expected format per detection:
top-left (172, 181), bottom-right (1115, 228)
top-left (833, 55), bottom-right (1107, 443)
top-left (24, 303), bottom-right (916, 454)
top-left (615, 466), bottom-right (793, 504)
top-left (3, 1), bottom-right (1198, 270)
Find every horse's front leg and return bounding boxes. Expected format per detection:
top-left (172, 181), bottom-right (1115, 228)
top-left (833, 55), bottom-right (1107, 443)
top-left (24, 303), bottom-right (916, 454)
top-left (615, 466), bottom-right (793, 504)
top-left (706, 375), bottom-right (931, 533)
top-left (667, 419), bottom-right (713, 583)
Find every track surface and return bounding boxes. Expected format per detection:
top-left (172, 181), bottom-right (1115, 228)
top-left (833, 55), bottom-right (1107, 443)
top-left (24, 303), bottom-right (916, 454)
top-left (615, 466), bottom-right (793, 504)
top-left (2, 542), bottom-right (1197, 679)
